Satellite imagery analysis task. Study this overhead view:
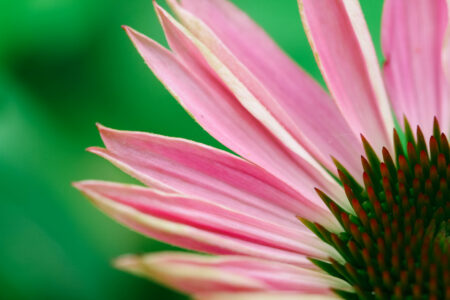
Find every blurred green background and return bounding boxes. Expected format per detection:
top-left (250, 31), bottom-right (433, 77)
top-left (0, 1), bottom-right (384, 299)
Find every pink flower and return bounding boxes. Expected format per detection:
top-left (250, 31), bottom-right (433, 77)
top-left (74, 0), bottom-right (450, 299)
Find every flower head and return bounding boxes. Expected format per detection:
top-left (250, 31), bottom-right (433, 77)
top-left (75, 0), bottom-right (450, 299)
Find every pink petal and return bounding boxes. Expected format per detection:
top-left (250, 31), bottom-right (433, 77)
top-left (164, 0), bottom-right (363, 179)
top-left (383, 0), bottom-right (449, 135)
top-left (74, 181), bottom-right (334, 265)
top-left (299, 0), bottom-right (394, 152)
top-left (122, 26), bottom-right (350, 211)
top-left (443, 3), bottom-right (450, 132)
top-left (91, 125), bottom-right (339, 229)
top-left (195, 292), bottom-right (340, 300)
top-left (115, 252), bottom-right (344, 294)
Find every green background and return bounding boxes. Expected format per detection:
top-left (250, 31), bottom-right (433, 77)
top-left (0, 1), bottom-right (384, 299)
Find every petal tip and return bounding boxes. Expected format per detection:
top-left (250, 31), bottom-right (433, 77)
top-left (121, 25), bottom-right (137, 40)
top-left (121, 25), bottom-right (142, 42)
top-left (95, 122), bottom-right (107, 132)
top-left (72, 181), bottom-right (83, 190)
top-left (114, 254), bottom-right (140, 270)
top-left (72, 180), bottom-right (105, 194)
top-left (72, 180), bottom-right (90, 192)
top-left (152, 0), bottom-right (162, 10)
top-left (95, 123), bottom-right (118, 141)
top-left (154, 0), bottom-right (172, 21)
top-left (86, 146), bottom-right (106, 154)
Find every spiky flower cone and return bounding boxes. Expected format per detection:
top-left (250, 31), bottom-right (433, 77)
top-left (303, 119), bottom-right (449, 299)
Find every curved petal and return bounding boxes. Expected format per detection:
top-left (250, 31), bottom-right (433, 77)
top-left (115, 252), bottom-right (345, 295)
top-left (122, 26), bottom-right (350, 211)
top-left (195, 292), bottom-right (340, 300)
top-left (383, 0), bottom-right (449, 135)
top-left (299, 0), bottom-right (394, 152)
top-left (164, 0), bottom-right (363, 180)
top-left (90, 126), bottom-right (339, 229)
top-left (74, 181), bottom-right (332, 265)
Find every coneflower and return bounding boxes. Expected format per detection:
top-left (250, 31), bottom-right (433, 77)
top-left (74, 0), bottom-right (450, 299)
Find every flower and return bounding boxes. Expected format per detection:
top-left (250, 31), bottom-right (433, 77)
top-left (74, 0), bottom-right (450, 299)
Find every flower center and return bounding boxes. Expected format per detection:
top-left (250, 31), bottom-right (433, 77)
top-left (301, 119), bottom-right (449, 299)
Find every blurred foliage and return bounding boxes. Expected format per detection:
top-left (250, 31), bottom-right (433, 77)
top-left (0, 0), bottom-right (383, 299)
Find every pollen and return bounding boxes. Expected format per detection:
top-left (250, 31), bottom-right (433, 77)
top-left (300, 118), bottom-right (450, 300)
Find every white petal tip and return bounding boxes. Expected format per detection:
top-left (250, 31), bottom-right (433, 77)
top-left (114, 255), bottom-right (140, 270)
top-left (72, 180), bottom-right (96, 192)
top-left (95, 122), bottom-right (107, 130)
